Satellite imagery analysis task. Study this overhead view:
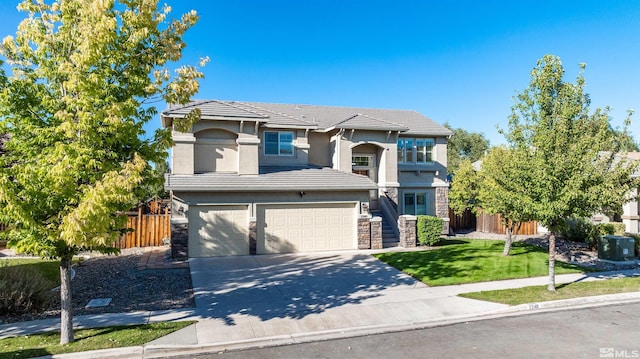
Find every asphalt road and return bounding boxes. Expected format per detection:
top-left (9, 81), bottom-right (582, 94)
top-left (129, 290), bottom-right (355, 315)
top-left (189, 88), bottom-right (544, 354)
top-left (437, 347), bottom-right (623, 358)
top-left (180, 302), bottom-right (640, 359)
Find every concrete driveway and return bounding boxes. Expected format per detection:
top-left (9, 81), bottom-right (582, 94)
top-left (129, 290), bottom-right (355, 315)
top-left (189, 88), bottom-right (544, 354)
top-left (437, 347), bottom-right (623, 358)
top-left (186, 251), bottom-right (508, 344)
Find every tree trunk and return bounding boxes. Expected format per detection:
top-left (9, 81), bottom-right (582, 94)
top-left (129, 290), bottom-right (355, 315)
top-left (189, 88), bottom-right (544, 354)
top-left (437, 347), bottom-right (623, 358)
top-left (502, 226), bottom-right (513, 256)
top-left (60, 256), bottom-right (74, 344)
top-left (547, 232), bottom-right (556, 292)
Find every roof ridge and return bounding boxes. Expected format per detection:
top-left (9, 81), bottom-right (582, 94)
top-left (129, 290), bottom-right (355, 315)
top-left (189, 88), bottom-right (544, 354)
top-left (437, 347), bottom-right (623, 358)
top-left (238, 102), bottom-right (318, 126)
top-left (330, 112), bottom-right (408, 130)
top-left (164, 99), bottom-right (211, 113)
top-left (217, 100), bottom-right (269, 118)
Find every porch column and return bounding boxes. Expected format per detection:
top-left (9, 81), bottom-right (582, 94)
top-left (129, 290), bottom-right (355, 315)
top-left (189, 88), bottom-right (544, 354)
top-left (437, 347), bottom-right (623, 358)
top-left (171, 133), bottom-right (195, 175)
top-left (358, 216), bottom-right (371, 249)
top-left (436, 187), bottom-right (451, 235)
top-left (170, 219), bottom-right (188, 259)
top-left (398, 215), bottom-right (417, 248)
top-left (370, 217), bottom-right (383, 249)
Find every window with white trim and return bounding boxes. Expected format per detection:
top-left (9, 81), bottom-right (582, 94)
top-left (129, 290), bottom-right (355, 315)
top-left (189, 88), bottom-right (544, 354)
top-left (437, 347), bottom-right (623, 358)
top-left (403, 192), bottom-right (428, 215)
top-left (264, 131), bottom-right (294, 156)
top-left (398, 138), bottom-right (434, 164)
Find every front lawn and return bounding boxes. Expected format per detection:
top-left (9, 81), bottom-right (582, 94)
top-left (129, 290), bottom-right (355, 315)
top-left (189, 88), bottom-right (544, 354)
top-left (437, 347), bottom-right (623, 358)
top-left (0, 257), bottom-right (84, 285)
top-left (0, 321), bottom-right (195, 359)
top-left (460, 276), bottom-right (640, 305)
top-left (373, 239), bottom-right (586, 286)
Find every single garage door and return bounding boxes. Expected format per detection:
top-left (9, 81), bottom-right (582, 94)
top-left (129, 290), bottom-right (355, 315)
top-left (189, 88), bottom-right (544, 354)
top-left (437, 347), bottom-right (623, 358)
top-left (257, 203), bottom-right (356, 254)
top-left (189, 205), bottom-right (249, 257)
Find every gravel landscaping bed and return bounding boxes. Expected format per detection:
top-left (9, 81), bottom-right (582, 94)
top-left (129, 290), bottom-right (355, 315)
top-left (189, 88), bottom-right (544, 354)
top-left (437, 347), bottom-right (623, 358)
top-left (1, 248), bottom-right (194, 324)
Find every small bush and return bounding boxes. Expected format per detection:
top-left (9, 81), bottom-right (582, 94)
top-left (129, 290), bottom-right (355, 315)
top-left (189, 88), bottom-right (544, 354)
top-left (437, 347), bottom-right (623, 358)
top-left (610, 222), bottom-right (627, 236)
top-left (586, 223), bottom-right (616, 250)
top-left (417, 215), bottom-right (444, 246)
top-left (561, 217), bottom-right (593, 242)
top-left (625, 233), bottom-right (640, 257)
top-left (0, 262), bottom-right (54, 316)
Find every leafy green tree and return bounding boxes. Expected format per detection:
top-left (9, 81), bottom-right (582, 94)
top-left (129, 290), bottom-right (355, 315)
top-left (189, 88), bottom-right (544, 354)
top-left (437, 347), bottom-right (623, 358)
top-left (505, 54), bottom-right (639, 291)
top-left (0, 0), bottom-right (205, 344)
top-left (140, 160), bottom-right (170, 200)
top-left (449, 149), bottom-right (534, 256)
top-left (448, 159), bottom-right (479, 215)
top-left (444, 123), bottom-right (490, 175)
top-left (608, 121), bottom-right (639, 152)
top-left (476, 146), bottom-right (535, 255)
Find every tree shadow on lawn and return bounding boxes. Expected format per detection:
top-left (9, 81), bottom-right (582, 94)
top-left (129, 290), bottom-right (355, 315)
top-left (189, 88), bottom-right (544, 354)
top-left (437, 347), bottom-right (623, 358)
top-left (374, 241), bottom-right (489, 285)
top-left (376, 239), bottom-right (583, 286)
top-left (190, 253), bottom-right (419, 326)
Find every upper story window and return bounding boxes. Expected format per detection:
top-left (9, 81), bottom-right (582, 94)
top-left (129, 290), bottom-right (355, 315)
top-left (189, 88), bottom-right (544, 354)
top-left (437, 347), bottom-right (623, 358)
top-left (264, 131), bottom-right (294, 156)
top-left (398, 138), bottom-right (434, 164)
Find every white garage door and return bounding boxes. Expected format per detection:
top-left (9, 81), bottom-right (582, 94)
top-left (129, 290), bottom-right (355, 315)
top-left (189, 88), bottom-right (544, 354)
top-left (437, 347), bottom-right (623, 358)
top-left (257, 203), bottom-right (356, 254)
top-left (189, 205), bottom-right (249, 257)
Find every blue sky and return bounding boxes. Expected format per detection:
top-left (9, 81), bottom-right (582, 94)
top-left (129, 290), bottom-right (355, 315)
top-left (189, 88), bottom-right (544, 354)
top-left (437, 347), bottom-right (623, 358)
top-left (1, 0), bottom-right (639, 145)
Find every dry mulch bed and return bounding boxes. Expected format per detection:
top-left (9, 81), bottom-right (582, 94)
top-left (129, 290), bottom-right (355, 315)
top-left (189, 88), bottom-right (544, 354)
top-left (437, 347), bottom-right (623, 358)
top-left (1, 249), bottom-right (194, 324)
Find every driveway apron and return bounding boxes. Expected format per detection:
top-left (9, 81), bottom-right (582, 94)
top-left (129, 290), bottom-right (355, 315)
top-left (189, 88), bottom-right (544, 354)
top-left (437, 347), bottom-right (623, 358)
top-left (188, 252), bottom-right (509, 344)
top-left (190, 252), bottom-right (422, 321)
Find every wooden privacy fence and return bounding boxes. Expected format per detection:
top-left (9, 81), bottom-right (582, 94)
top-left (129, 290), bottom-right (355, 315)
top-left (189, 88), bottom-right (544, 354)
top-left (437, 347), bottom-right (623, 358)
top-left (449, 208), bottom-right (476, 231)
top-left (115, 207), bottom-right (171, 249)
top-left (476, 210), bottom-right (538, 235)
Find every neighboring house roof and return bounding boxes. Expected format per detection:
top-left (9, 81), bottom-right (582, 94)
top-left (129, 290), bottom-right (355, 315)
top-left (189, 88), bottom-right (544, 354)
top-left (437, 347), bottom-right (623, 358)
top-left (165, 165), bottom-right (378, 191)
top-left (162, 100), bottom-right (452, 136)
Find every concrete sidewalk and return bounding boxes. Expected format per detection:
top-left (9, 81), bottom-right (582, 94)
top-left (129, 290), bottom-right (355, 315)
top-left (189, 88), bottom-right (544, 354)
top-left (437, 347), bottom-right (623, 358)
top-left (1, 257), bottom-right (639, 358)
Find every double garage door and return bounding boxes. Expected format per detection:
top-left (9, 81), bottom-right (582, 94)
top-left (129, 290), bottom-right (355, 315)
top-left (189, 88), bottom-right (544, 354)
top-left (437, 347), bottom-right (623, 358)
top-left (189, 203), bottom-right (357, 257)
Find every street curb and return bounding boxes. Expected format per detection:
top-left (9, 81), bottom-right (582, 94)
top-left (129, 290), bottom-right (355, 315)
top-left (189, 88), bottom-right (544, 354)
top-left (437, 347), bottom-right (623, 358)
top-left (39, 292), bottom-right (640, 359)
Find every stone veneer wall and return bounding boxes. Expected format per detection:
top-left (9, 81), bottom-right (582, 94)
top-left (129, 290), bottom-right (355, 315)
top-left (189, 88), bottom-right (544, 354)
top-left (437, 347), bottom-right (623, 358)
top-left (435, 187), bottom-right (449, 218)
top-left (370, 217), bottom-right (383, 249)
top-left (436, 187), bottom-right (451, 234)
top-left (398, 215), bottom-right (417, 248)
top-left (170, 221), bottom-right (188, 259)
top-left (358, 216), bottom-right (371, 249)
top-left (384, 187), bottom-right (399, 207)
top-left (249, 219), bottom-right (257, 255)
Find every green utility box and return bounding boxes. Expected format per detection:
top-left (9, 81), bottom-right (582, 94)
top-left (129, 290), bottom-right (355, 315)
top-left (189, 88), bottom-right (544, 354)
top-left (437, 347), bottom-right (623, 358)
top-left (598, 235), bottom-right (636, 261)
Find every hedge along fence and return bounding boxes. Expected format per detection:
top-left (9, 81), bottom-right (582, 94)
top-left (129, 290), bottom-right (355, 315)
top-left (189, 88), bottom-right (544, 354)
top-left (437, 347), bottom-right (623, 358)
top-left (417, 215), bottom-right (444, 246)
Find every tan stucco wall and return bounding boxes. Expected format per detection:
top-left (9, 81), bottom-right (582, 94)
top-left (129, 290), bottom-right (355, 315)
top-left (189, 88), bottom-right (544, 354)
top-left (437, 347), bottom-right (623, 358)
top-left (308, 132), bottom-right (332, 167)
top-left (329, 130), bottom-right (399, 187)
top-left (194, 129), bottom-right (238, 173)
top-left (172, 190), bottom-right (370, 218)
top-left (257, 128), bottom-right (309, 166)
top-left (172, 120), bottom-right (262, 175)
top-left (171, 133), bottom-right (195, 175)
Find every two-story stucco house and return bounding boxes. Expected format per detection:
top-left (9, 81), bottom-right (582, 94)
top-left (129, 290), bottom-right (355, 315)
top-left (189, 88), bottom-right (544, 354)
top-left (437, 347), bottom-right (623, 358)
top-left (161, 100), bottom-right (453, 257)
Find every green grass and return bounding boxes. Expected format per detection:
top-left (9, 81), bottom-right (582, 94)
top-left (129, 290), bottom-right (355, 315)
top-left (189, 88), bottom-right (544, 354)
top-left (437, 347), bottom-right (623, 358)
top-left (0, 258), bottom-right (83, 285)
top-left (460, 276), bottom-right (640, 305)
top-left (373, 239), bottom-right (587, 286)
top-left (0, 321), bottom-right (195, 359)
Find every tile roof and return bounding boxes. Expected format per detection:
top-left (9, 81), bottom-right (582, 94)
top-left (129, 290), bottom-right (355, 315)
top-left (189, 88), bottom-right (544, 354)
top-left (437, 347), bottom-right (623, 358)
top-left (163, 100), bottom-right (268, 120)
top-left (330, 113), bottom-right (408, 132)
top-left (165, 166), bottom-right (378, 192)
top-left (162, 100), bottom-right (452, 136)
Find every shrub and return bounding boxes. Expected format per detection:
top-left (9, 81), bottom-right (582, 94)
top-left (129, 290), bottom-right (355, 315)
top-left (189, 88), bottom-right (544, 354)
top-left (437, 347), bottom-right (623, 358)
top-left (0, 262), bottom-right (54, 316)
top-left (610, 222), bottom-right (627, 235)
top-left (417, 215), bottom-right (444, 246)
top-left (625, 233), bottom-right (640, 257)
top-left (586, 223), bottom-right (616, 250)
top-left (561, 217), bottom-right (593, 242)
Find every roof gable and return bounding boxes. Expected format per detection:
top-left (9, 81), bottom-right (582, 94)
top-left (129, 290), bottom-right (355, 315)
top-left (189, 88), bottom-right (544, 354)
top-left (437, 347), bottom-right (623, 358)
top-left (162, 100), bottom-right (452, 136)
